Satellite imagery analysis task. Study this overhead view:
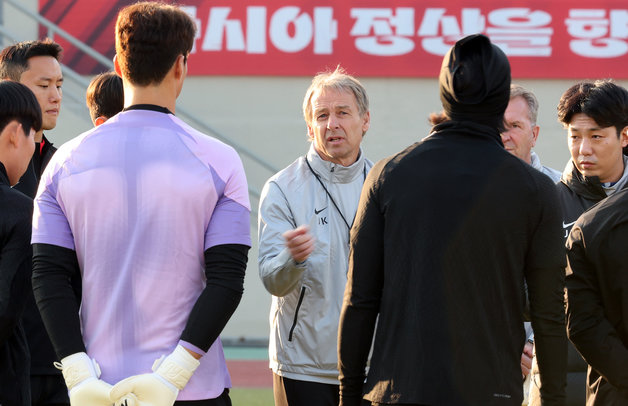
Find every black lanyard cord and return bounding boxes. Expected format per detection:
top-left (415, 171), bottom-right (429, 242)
top-left (305, 156), bottom-right (366, 234)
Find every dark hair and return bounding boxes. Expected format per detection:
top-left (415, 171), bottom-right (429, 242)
top-left (115, 2), bottom-right (196, 86)
top-left (86, 71), bottom-right (123, 121)
top-left (0, 39), bottom-right (63, 81)
top-left (0, 80), bottom-right (42, 134)
top-left (557, 80), bottom-right (628, 137)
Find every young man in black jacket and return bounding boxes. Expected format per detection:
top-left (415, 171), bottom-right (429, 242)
top-left (0, 39), bottom-right (67, 406)
top-left (556, 81), bottom-right (628, 233)
top-left (338, 34), bottom-right (567, 406)
top-left (0, 81), bottom-right (43, 406)
top-left (528, 80), bottom-right (628, 406)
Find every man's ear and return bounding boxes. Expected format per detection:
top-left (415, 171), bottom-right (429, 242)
top-left (3, 121), bottom-right (20, 148)
top-left (113, 54), bottom-right (122, 77)
top-left (621, 125), bottom-right (628, 148)
top-left (531, 125), bottom-right (540, 147)
top-left (362, 111), bottom-right (371, 136)
top-left (95, 116), bottom-right (107, 127)
top-left (173, 54), bottom-right (186, 80)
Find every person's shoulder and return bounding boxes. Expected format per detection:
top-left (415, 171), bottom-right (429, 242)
top-left (0, 185), bottom-right (33, 223)
top-left (500, 156), bottom-right (561, 206)
top-left (485, 149), bottom-right (547, 188)
top-left (55, 125), bottom-right (100, 155)
top-left (0, 184), bottom-right (32, 204)
top-left (170, 115), bottom-right (235, 151)
top-left (570, 188), bottom-right (628, 253)
top-left (541, 166), bottom-right (562, 183)
top-left (374, 142), bottom-right (421, 173)
top-left (266, 155), bottom-right (307, 188)
top-left (525, 161), bottom-right (556, 186)
top-left (581, 187), bottom-right (628, 225)
top-left (42, 127), bottom-right (99, 171)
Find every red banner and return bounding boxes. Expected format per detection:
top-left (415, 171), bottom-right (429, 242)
top-left (39, 0), bottom-right (628, 78)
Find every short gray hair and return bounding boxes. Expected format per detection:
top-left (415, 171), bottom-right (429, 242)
top-left (302, 65), bottom-right (369, 125)
top-left (510, 84), bottom-right (539, 125)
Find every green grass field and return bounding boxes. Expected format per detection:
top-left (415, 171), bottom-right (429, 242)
top-left (230, 387), bottom-right (274, 406)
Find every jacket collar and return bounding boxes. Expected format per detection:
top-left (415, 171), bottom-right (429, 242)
top-left (560, 159), bottom-right (615, 200)
top-left (306, 143), bottom-right (366, 184)
top-left (41, 133), bottom-right (53, 147)
top-left (39, 133), bottom-right (54, 156)
top-left (429, 120), bottom-right (504, 146)
top-left (530, 151), bottom-right (542, 171)
top-left (602, 155), bottom-right (628, 194)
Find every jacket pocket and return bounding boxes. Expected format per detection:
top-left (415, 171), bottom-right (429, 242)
top-left (288, 286), bottom-right (306, 341)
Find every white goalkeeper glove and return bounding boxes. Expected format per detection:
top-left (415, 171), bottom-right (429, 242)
top-left (109, 345), bottom-right (201, 406)
top-left (55, 352), bottom-right (113, 406)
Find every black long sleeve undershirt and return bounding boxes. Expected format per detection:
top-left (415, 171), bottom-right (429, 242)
top-left (181, 243), bottom-right (249, 352)
top-left (32, 242), bottom-right (249, 360)
top-left (32, 243), bottom-right (84, 359)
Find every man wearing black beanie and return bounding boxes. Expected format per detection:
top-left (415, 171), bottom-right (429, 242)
top-left (338, 34), bottom-right (567, 406)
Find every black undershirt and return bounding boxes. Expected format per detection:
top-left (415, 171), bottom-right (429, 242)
top-left (122, 104), bottom-right (173, 115)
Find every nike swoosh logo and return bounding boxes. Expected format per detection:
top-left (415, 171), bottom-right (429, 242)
top-left (314, 207), bottom-right (327, 215)
top-left (562, 220), bottom-right (576, 229)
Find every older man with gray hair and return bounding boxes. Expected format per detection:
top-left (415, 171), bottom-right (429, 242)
top-left (502, 84), bottom-right (561, 182)
top-left (258, 66), bottom-right (373, 406)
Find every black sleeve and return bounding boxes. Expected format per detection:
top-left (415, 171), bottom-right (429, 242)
top-left (32, 243), bottom-right (85, 359)
top-left (525, 179), bottom-right (568, 405)
top-left (0, 217), bottom-right (32, 345)
top-left (338, 163), bottom-right (385, 406)
top-left (180, 243), bottom-right (249, 352)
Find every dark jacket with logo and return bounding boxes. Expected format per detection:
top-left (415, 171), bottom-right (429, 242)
top-left (535, 160), bottom-right (628, 405)
top-left (0, 163), bottom-right (34, 406)
top-left (566, 187), bottom-right (628, 405)
top-left (556, 160), bottom-right (608, 239)
top-left (339, 121), bottom-right (567, 406)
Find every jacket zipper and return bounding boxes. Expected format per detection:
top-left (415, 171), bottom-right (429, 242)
top-left (288, 286), bottom-right (306, 341)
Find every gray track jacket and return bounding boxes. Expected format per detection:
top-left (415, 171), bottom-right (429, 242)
top-left (258, 144), bottom-right (372, 384)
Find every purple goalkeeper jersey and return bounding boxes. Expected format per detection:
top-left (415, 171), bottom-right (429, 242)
top-left (32, 108), bottom-right (251, 400)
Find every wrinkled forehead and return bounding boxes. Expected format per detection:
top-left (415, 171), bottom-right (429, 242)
top-left (311, 87), bottom-right (359, 109)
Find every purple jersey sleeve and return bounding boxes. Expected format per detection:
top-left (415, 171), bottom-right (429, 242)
top-left (204, 148), bottom-right (251, 250)
top-left (32, 154), bottom-right (75, 250)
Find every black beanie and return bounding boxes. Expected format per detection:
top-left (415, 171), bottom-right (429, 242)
top-left (439, 34), bottom-right (511, 130)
